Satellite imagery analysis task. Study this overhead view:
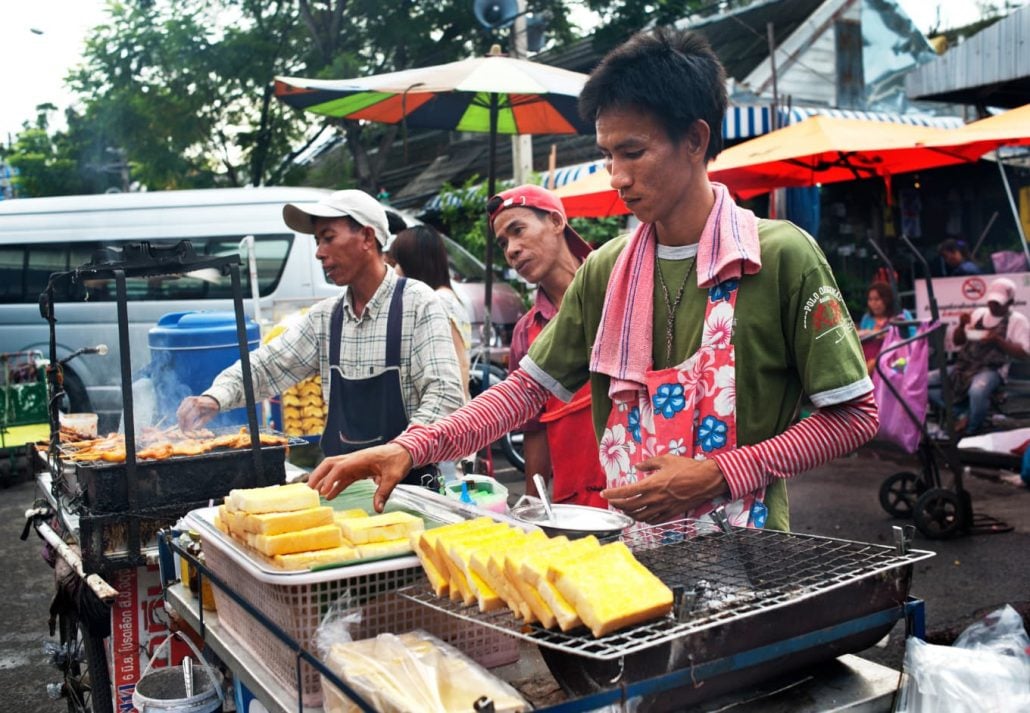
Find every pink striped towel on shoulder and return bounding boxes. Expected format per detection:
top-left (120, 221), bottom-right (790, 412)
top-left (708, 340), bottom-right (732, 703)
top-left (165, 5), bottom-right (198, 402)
top-left (589, 183), bottom-right (762, 398)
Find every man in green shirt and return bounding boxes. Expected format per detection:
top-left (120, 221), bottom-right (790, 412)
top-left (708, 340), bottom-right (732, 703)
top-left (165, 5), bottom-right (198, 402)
top-left (307, 28), bottom-right (877, 531)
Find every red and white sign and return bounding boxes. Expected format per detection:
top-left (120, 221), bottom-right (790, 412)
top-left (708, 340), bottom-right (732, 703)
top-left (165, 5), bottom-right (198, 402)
top-left (914, 272), bottom-right (1030, 351)
top-left (110, 565), bottom-right (190, 712)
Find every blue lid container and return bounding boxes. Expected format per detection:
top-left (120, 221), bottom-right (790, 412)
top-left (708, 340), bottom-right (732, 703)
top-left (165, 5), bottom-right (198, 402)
top-left (148, 311), bottom-right (260, 428)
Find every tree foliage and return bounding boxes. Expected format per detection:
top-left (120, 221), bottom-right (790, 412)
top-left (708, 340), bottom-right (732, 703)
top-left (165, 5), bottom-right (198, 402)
top-left (5, 0), bottom-right (581, 197)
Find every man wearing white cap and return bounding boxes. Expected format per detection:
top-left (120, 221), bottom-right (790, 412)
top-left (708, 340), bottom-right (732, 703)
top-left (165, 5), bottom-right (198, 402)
top-left (177, 190), bottom-right (465, 482)
top-left (946, 277), bottom-right (1030, 434)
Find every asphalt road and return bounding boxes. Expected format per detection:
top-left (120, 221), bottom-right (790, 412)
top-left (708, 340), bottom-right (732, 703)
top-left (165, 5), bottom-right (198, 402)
top-left (1, 447), bottom-right (1027, 711)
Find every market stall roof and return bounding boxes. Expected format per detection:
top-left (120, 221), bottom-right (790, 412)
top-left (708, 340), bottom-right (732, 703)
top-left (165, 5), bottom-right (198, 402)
top-left (905, 6), bottom-right (1030, 108)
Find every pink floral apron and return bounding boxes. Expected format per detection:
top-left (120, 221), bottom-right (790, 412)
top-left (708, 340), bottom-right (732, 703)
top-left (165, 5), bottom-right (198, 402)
top-left (599, 278), bottom-right (767, 529)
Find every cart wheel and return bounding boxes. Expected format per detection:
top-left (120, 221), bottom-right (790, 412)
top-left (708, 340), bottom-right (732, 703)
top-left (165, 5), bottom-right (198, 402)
top-left (913, 488), bottom-right (965, 539)
top-left (56, 610), bottom-right (112, 713)
top-left (879, 471), bottom-right (926, 518)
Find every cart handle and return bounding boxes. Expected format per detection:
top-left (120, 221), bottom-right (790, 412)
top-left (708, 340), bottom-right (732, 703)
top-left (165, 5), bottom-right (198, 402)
top-left (23, 506), bottom-right (118, 604)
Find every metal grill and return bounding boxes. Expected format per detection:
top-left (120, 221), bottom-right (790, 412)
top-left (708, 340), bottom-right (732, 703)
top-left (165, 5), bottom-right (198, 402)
top-left (399, 520), bottom-right (934, 660)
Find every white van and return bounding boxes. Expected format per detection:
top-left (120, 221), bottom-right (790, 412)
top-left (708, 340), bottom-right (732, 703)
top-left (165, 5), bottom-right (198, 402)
top-left (0, 187), bottom-right (525, 429)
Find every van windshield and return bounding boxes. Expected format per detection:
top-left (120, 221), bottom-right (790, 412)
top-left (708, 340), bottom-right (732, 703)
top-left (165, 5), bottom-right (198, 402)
top-left (442, 235), bottom-right (486, 283)
top-left (0, 235), bottom-right (292, 304)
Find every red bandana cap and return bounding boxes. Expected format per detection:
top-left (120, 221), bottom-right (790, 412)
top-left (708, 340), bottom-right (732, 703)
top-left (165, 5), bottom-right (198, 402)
top-left (488, 184), bottom-right (592, 261)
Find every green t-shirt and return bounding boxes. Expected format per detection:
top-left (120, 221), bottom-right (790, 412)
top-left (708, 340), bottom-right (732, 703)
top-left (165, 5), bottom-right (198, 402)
top-left (523, 219), bottom-right (871, 531)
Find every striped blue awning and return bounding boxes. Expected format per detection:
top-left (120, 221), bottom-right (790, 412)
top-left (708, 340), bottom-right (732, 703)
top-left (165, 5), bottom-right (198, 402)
top-left (723, 105), bottom-right (964, 139)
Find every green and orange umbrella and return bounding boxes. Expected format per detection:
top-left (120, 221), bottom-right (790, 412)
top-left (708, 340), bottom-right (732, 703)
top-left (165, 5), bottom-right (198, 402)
top-left (275, 48), bottom-right (591, 137)
top-left (275, 46), bottom-right (592, 354)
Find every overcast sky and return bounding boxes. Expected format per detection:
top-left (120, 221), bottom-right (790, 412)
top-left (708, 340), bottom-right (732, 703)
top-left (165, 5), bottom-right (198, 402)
top-left (1, 0), bottom-right (1024, 143)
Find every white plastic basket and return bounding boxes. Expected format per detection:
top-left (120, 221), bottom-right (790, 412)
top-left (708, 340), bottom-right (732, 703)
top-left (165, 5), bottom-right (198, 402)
top-left (185, 503), bottom-right (520, 707)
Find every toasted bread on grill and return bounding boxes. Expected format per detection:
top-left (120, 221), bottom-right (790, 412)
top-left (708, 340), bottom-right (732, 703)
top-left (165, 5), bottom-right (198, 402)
top-left (550, 542), bottom-right (673, 637)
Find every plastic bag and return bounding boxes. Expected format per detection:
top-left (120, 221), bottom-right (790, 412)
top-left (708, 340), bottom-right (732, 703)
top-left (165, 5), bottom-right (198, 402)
top-left (873, 324), bottom-right (932, 453)
top-left (895, 605), bottom-right (1030, 713)
top-left (953, 604), bottom-right (1030, 663)
top-left (315, 597), bottom-right (528, 713)
top-left (320, 630), bottom-right (528, 713)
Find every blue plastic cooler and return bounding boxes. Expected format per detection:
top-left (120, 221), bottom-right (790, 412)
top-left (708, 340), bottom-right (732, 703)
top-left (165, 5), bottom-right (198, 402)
top-left (148, 311), bottom-right (260, 428)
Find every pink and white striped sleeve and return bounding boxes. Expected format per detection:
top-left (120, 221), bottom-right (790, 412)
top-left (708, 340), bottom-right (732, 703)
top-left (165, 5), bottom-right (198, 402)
top-left (713, 391), bottom-right (878, 500)
top-left (395, 369), bottom-right (551, 466)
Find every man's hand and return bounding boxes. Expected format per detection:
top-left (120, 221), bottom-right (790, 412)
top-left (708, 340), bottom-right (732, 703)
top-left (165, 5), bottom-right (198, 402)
top-left (958, 312), bottom-right (972, 327)
top-left (177, 396), bottom-right (219, 431)
top-left (307, 443), bottom-right (414, 512)
top-left (602, 456), bottom-right (729, 524)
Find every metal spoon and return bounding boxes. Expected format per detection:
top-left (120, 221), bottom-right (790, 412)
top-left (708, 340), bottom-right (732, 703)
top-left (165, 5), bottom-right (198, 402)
top-left (532, 473), bottom-right (555, 523)
top-left (183, 657), bottom-right (194, 698)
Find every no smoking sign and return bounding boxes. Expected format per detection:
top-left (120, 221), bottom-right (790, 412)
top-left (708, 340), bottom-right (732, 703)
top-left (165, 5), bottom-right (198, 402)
top-left (962, 278), bottom-right (986, 301)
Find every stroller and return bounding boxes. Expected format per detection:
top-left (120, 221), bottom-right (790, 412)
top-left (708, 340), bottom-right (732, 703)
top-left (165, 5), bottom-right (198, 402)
top-left (866, 236), bottom-right (1012, 540)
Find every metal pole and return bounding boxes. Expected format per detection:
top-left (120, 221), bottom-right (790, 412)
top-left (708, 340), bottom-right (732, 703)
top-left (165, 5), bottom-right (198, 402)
top-left (511, 0), bottom-right (532, 185)
top-left (767, 22), bottom-right (779, 130)
top-left (766, 22), bottom-right (782, 218)
top-left (995, 157), bottom-right (1030, 264)
top-left (483, 94), bottom-right (499, 374)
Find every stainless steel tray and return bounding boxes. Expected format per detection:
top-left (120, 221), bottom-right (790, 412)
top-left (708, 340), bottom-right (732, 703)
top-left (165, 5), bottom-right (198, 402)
top-left (398, 519), bottom-right (935, 661)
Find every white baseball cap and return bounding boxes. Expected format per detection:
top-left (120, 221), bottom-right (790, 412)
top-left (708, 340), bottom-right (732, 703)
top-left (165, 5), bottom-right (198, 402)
top-left (985, 278), bottom-right (1016, 305)
top-left (283, 190), bottom-right (390, 247)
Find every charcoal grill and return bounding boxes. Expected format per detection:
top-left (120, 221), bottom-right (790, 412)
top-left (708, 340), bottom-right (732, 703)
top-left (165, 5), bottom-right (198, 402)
top-left (400, 520), bottom-right (934, 710)
top-left (55, 429), bottom-right (296, 514)
top-left (40, 240), bottom-right (277, 571)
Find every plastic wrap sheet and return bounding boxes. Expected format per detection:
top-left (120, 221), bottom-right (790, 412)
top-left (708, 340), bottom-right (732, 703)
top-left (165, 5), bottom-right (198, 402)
top-left (319, 630), bottom-right (528, 713)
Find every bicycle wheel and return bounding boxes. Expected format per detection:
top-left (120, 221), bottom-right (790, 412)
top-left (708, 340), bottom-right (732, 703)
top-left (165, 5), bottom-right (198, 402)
top-left (468, 363), bottom-right (525, 470)
top-left (502, 430), bottom-right (525, 472)
top-left (56, 602), bottom-right (113, 713)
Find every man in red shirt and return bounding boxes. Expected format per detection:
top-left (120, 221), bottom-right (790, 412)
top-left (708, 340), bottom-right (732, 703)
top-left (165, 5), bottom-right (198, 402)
top-left (490, 185), bottom-right (607, 506)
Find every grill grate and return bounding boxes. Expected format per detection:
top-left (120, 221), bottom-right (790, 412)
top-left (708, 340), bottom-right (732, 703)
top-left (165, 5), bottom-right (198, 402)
top-left (399, 519), bottom-right (934, 660)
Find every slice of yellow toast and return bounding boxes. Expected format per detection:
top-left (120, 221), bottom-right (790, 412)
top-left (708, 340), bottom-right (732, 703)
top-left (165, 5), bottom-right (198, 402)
top-left (521, 536), bottom-right (601, 631)
top-left (226, 482), bottom-right (319, 514)
top-left (469, 530), bottom-right (546, 615)
top-left (448, 527), bottom-right (528, 611)
top-left (333, 508), bottom-right (369, 522)
top-left (356, 538), bottom-right (413, 559)
top-left (430, 521), bottom-right (508, 602)
top-left (217, 504), bottom-right (249, 538)
top-left (414, 518), bottom-right (498, 597)
top-left (273, 544), bottom-right (359, 570)
top-left (251, 524), bottom-right (342, 557)
top-left (551, 542), bottom-right (673, 637)
top-left (339, 511), bottom-right (424, 545)
top-left (504, 537), bottom-right (570, 627)
top-left (241, 506), bottom-right (334, 535)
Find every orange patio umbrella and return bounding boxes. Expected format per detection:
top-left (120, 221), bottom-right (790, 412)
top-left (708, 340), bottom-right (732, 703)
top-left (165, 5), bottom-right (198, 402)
top-left (952, 103), bottom-right (1030, 146)
top-left (553, 115), bottom-right (1001, 217)
top-left (705, 115), bottom-right (998, 197)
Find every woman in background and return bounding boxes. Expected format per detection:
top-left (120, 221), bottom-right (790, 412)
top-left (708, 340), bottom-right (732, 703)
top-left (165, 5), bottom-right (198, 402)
top-left (389, 226), bottom-right (471, 398)
top-left (858, 281), bottom-right (912, 372)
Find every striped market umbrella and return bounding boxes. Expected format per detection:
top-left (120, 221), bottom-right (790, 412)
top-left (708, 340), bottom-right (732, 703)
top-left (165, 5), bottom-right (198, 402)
top-left (275, 46), bottom-right (592, 343)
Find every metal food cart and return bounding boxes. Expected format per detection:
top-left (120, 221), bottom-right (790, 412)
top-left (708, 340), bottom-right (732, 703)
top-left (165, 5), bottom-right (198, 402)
top-left (159, 489), bottom-right (933, 713)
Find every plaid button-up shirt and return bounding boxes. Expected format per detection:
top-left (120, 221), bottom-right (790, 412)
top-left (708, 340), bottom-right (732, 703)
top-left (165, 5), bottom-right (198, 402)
top-left (205, 269), bottom-right (465, 428)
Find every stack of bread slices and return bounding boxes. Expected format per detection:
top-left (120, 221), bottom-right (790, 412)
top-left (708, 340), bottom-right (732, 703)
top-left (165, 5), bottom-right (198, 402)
top-left (411, 517), bottom-right (673, 638)
top-left (214, 483), bottom-right (424, 570)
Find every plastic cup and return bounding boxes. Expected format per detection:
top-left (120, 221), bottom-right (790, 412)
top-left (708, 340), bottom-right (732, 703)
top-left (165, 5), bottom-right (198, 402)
top-left (59, 412), bottom-right (99, 439)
